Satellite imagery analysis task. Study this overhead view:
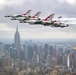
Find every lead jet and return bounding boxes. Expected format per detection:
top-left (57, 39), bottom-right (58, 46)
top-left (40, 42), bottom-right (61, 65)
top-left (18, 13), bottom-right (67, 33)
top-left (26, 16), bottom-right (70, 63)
top-left (5, 10), bottom-right (31, 20)
top-left (19, 12), bottom-right (41, 23)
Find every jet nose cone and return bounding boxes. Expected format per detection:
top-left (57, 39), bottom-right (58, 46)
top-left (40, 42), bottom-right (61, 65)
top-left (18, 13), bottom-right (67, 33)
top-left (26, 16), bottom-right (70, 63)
top-left (5, 16), bottom-right (7, 17)
top-left (67, 24), bottom-right (69, 26)
top-left (5, 15), bottom-right (10, 17)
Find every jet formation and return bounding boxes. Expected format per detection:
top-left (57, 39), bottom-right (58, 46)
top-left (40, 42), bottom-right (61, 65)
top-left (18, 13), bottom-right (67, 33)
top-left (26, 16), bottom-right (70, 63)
top-left (5, 10), bottom-right (69, 28)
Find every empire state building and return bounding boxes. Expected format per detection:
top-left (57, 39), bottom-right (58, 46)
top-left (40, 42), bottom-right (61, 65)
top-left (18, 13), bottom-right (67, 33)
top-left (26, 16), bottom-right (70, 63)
top-left (14, 27), bottom-right (21, 50)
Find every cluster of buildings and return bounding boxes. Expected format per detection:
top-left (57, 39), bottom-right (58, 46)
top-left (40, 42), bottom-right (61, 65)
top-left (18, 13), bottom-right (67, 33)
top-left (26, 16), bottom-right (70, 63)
top-left (0, 27), bottom-right (76, 75)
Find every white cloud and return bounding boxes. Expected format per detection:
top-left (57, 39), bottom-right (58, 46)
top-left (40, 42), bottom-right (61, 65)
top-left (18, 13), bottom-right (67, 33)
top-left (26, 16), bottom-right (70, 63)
top-left (0, 22), bottom-right (76, 39)
top-left (0, 23), bottom-right (14, 31)
top-left (57, 0), bottom-right (76, 5)
top-left (0, 0), bottom-right (6, 10)
top-left (0, 0), bottom-right (36, 7)
top-left (20, 29), bottom-right (76, 39)
top-left (65, 0), bottom-right (75, 5)
top-left (0, 0), bottom-right (6, 4)
top-left (5, 0), bottom-right (25, 6)
top-left (0, 0), bottom-right (25, 10)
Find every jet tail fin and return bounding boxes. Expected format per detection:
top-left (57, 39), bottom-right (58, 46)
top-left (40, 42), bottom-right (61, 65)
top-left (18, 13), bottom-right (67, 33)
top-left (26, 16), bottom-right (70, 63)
top-left (32, 12), bottom-right (41, 18)
top-left (22, 10), bottom-right (31, 16)
top-left (44, 14), bottom-right (55, 21)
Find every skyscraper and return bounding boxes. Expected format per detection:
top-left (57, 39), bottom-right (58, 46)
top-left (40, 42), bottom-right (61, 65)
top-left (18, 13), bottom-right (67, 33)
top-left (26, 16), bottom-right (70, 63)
top-left (14, 26), bottom-right (21, 59)
top-left (27, 45), bottom-right (34, 60)
top-left (0, 42), bottom-right (5, 58)
top-left (14, 26), bottom-right (21, 50)
top-left (44, 44), bottom-right (49, 59)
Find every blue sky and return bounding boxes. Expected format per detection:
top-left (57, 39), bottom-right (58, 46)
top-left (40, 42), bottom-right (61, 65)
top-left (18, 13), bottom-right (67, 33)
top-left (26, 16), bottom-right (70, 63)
top-left (0, 0), bottom-right (76, 39)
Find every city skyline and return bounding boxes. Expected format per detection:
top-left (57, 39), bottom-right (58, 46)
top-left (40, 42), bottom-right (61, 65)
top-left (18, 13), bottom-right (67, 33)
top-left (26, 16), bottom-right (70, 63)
top-left (0, 0), bottom-right (76, 39)
top-left (0, 1), bottom-right (76, 74)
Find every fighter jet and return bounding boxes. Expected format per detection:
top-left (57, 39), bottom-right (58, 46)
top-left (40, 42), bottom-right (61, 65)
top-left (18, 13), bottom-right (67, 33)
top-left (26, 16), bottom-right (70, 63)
top-left (5, 10), bottom-right (31, 20)
top-left (52, 22), bottom-right (69, 28)
top-left (40, 14), bottom-right (55, 26)
top-left (19, 12), bottom-right (41, 23)
top-left (29, 12), bottom-right (41, 20)
top-left (51, 20), bottom-right (69, 28)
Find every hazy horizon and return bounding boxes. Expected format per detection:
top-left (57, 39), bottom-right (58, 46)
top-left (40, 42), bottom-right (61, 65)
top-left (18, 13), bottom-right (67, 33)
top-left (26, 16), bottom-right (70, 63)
top-left (0, 38), bottom-right (76, 44)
